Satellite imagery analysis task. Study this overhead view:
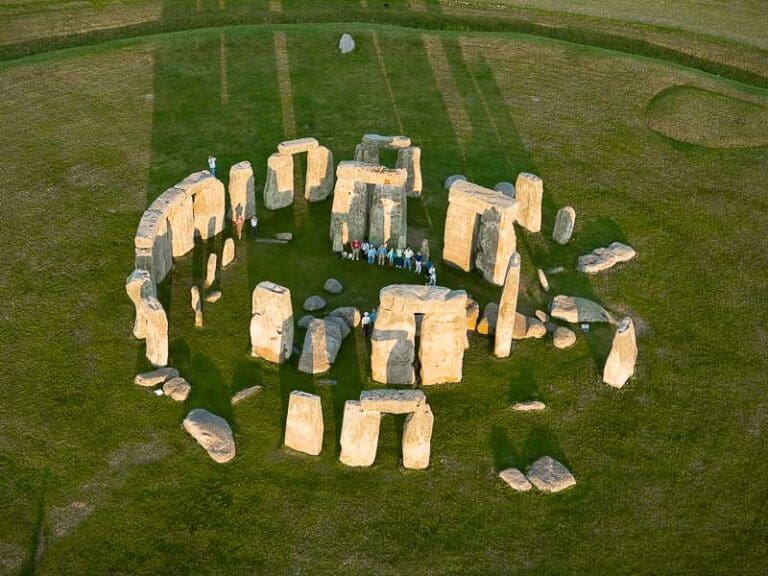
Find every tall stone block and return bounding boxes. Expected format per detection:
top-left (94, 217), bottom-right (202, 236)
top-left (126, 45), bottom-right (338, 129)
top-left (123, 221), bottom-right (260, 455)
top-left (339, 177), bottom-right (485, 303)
top-left (402, 405), bottom-right (434, 469)
top-left (419, 312), bottom-right (465, 385)
top-left (494, 252), bottom-right (521, 358)
top-left (339, 400), bottom-right (381, 467)
top-left (228, 161), bottom-right (256, 220)
top-left (190, 286), bottom-right (203, 328)
top-left (330, 178), bottom-right (368, 244)
top-left (140, 296), bottom-right (168, 367)
top-left (284, 391), bottom-right (324, 456)
top-left (371, 311), bottom-right (416, 385)
top-left (396, 146), bottom-right (422, 198)
top-left (298, 319), bottom-right (343, 374)
top-left (263, 153), bottom-right (294, 210)
top-left (553, 206), bottom-right (575, 244)
top-left (168, 194), bottom-right (194, 257)
top-left (442, 202), bottom-right (476, 272)
top-left (603, 317), bottom-right (638, 388)
top-left (135, 209), bottom-right (172, 283)
top-left (205, 254), bottom-right (217, 289)
top-left (250, 281), bottom-right (293, 363)
top-left (193, 175), bottom-right (225, 240)
top-left (305, 145), bottom-right (334, 202)
top-left (515, 172), bottom-right (543, 233)
top-left (368, 184), bottom-right (407, 246)
top-left (125, 269), bottom-right (154, 339)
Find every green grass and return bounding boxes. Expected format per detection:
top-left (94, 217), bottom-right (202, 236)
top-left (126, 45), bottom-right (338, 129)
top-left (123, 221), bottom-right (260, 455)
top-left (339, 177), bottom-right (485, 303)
top-left (0, 12), bottom-right (767, 576)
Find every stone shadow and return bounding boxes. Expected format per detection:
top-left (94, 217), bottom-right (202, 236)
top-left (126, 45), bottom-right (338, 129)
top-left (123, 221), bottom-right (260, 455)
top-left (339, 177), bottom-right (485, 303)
top-left (507, 361), bottom-right (540, 404)
top-left (18, 482), bottom-right (46, 576)
top-left (490, 424), bottom-right (566, 472)
top-left (184, 349), bottom-right (237, 429)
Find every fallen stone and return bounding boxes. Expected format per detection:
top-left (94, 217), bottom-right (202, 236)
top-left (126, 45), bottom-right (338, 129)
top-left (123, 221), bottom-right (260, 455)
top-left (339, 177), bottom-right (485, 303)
top-left (577, 242), bottom-right (636, 274)
top-left (205, 290), bottom-right (222, 303)
top-left (534, 310), bottom-right (549, 323)
top-left (134, 367), bottom-right (178, 387)
top-left (204, 253), bottom-right (217, 288)
top-left (512, 313), bottom-right (546, 339)
top-left (443, 174), bottom-right (466, 190)
top-left (183, 409), bottom-right (235, 463)
top-left (324, 315), bottom-right (351, 339)
top-left (323, 278), bottom-right (343, 295)
top-left (553, 326), bottom-right (576, 349)
top-left (402, 405), bottom-right (434, 469)
top-left (339, 33), bottom-right (355, 54)
top-left (550, 295), bottom-right (613, 324)
top-left (499, 468), bottom-right (533, 491)
top-left (231, 385), bottom-right (262, 405)
top-left (284, 391), bottom-right (324, 455)
top-left (526, 456), bottom-right (576, 493)
top-left (359, 389), bottom-right (425, 414)
top-left (477, 302), bottom-right (498, 335)
top-left (298, 315), bottom-right (314, 329)
top-left (465, 299), bottom-right (480, 331)
top-left (494, 181), bottom-right (516, 197)
top-left (303, 295), bottom-right (327, 311)
top-left (163, 376), bottom-right (190, 402)
top-left (603, 317), bottom-right (638, 388)
top-left (317, 379), bottom-right (337, 386)
top-left (537, 268), bottom-right (550, 292)
top-left (255, 238), bottom-right (288, 244)
top-left (340, 400), bottom-right (381, 467)
top-left (511, 401), bottom-right (546, 411)
top-left (552, 206), bottom-right (575, 244)
top-left (548, 266), bottom-right (564, 274)
top-left (222, 238), bottom-right (235, 267)
top-left (274, 232), bottom-right (293, 241)
top-left (298, 319), bottom-right (343, 374)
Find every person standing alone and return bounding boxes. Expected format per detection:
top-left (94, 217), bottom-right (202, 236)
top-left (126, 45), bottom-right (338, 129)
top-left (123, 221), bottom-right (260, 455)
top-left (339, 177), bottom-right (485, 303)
top-left (207, 155), bottom-right (217, 177)
top-left (362, 312), bottom-right (371, 338)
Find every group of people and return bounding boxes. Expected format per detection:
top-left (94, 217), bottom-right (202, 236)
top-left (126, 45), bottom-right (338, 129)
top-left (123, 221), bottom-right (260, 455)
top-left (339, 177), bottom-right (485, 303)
top-left (337, 239), bottom-right (438, 286)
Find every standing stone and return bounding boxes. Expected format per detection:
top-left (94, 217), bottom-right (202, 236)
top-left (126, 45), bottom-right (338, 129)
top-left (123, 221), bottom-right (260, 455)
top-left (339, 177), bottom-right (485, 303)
top-left (465, 299), bottom-right (480, 331)
top-left (263, 153), bottom-right (294, 210)
top-left (284, 391), bottom-right (324, 456)
top-left (222, 238), bottom-right (235, 268)
top-left (494, 252), bottom-right (521, 358)
top-left (514, 173), bottom-right (543, 233)
top-left (168, 193), bottom-right (195, 257)
top-left (537, 268), bottom-right (550, 292)
top-left (250, 281), bottom-right (294, 363)
top-left (420, 238), bottom-right (430, 260)
top-left (134, 210), bottom-right (172, 283)
top-left (371, 310), bottom-right (417, 385)
top-left (277, 137), bottom-right (319, 155)
top-left (603, 317), bottom-right (638, 388)
top-left (298, 319), bottom-right (343, 374)
top-left (126, 269), bottom-right (154, 339)
top-left (339, 400), bottom-right (381, 467)
top-left (305, 146), bottom-right (334, 202)
top-left (396, 146), bottom-right (422, 198)
top-left (205, 290), bottom-right (222, 303)
top-left (205, 254), bottom-right (217, 289)
top-left (190, 286), bottom-right (203, 328)
top-left (420, 312), bottom-right (465, 384)
top-left (494, 181), bottom-right (516, 198)
top-left (339, 33), bottom-right (355, 53)
top-left (402, 405), bottom-right (434, 469)
top-left (183, 409), bottom-right (235, 463)
top-left (193, 175), bottom-right (226, 240)
top-left (368, 184), bottom-right (407, 246)
top-left (228, 161), bottom-right (256, 221)
top-left (552, 206), bottom-right (575, 244)
top-left (140, 296), bottom-right (168, 367)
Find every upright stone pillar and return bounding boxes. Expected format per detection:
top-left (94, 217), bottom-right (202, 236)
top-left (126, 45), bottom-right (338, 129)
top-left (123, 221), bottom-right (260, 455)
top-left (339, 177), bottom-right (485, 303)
top-left (419, 312), bottom-right (465, 385)
top-left (228, 161), bottom-right (256, 220)
top-left (250, 281), bottom-right (294, 363)
top-left (396, 146), bottom-right (422, 198)
top-left (263, 153), bottom-right (294, 210)
top-left (330, 178), bottom-right (368, 244)
top-left (284, 391), bottom-right (324, 455)
top-left (442, 202), bottom-right (476, 272)
top-left (494, 252), bottom-right (521, 358)
top-left (476, 207), bottom-right (517, 286)
top-left (305, 146), bottom-right (334, 202)
top-left (193, 175), bottom-right (226, 240)
top-left (515, 172), bottom-right (543, 233)
top-left (402, 405), bottom-right (434, 469)
top-left (125, 269), bottom-right (154, 339)
top-left (168, 194), bottom-right (195, 257)
top-left (603, 317), bottom-right (638, 388)
top-left (339, 400), bottom-right (381, 467)
top-left (368, 184), bottom-right (406, 246)
top-left (140, 296), bottom-right (168, 367)
top-left (371, 310), bottom-right (417, 385)
top-left (190, 286), bottom-right (203, 328)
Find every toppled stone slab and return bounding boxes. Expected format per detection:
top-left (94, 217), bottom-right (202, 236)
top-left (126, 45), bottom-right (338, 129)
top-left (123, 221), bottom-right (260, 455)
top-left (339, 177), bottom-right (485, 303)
top-left (511, 401), bottom-right (546, 411)
top-left (537, 268), bottom-right (550, 292)
top-left (298, 319), bottom-right (343, 374)
top-left (328, 306), bottom-right (361, 328)
top-left (553, 326), bottom-right (576, 349)
top-left (526, 456), bottom-right (576, 493)
top-left (317, 379), bottom-right (337, 386)
top-left (275, 232), bottom-right (293, 241)
top-left (134, 367), bottom-right (178, 387)
top-left (140, 296), bottom-right (168, 367)
top-left (550, 295), bottom-right (613, 324)
top-left (499, 468), bottom-right (533, 491)
top-left (323, 278), bottom-right (343, 294)
top-left (477, 302), bottom-right (498, 335)
top-left (340, 400), bottom-right (381, 467)
top-left (183, 409), bottom-right (235, 463)
top-left (552, 206), bottom-right (575, 244)
top-left (444, 174), bottom-right (466, 190)
top-left (284, 391), bottom-right (324, 455)
top-left (163, 376), bottom-right (190, 401)
top-left (512, 313), bottom-right (547, 340)
top-left (578, 242), bottom-right (636, 274)
top-left (603, 317), bottom-right (638, 388)
top-left (303, 295), bottom-right (327, 311)
top-left (359, 389), bottom-right (426, 414)
top-left (339, 33), bottom-right (355, 53)
top-left (371, 311), bottom-right (417, 385)
top-left (231, 385), bottom-right (262, 405)
top-left (205, 290), bottom-right (222, 303)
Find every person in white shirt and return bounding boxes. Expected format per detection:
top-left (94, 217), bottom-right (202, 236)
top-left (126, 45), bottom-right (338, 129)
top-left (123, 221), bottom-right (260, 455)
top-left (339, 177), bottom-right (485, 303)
top-left (207, 155), bottom-right (217, 177)
top-left (249, 215), bottom-right (258, 237)
top-left (361, 312), bottom-right (371, 338)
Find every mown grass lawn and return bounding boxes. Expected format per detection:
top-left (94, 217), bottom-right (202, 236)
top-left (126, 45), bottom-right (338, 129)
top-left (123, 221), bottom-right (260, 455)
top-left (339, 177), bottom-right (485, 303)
top-left (0, 12), bottom-right (766, 576)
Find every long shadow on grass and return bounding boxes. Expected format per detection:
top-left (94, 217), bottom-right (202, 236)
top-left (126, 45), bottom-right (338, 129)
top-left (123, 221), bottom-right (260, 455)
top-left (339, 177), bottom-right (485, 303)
top-left (18, 483), bottom-right (46, 576)
top-left (491, 424), bottom-right (567, 472)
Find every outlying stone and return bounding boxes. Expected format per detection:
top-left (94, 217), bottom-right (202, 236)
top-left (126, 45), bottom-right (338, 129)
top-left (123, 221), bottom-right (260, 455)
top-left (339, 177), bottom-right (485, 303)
top-left (339, 33), bottom-right (355, 53)
top-left (550, 295), bottom-right (613, 324)
top-left (250, 281), bottom-right (293, 363)
top-left (134, 367), bottom-right (178, 387)
top-left (163, 376), bottom-right (190, 401)
top-left (537, 268), bottom-right (549, 292)
top-left (477, 302), bottom-right (498, 335)
top-left (552, 206), bottom-right (575, 244)
top-left (444, 174), bottom-right (466, 190)
top-left (339, 400), bottom-right (381, 467)
top-left (603, 317), bottom-right (637, 388)
top-left (284, 391), bottom-right (324, 455)
top-left (183, 409), bottom-right (235, 463)
top-left (328, 306), bottom-right (361, 328)
top-left (222, 238), bottom-right (235, 267)
top-left (499, 468), bottom-right (532, 491)
top-left (402, 405), bottom-right (434, 469)
top-left (231, 385), bottom-right (262, 405)
top-left (205, 290), bottom-right (222, 303)
top-left (494, 181), bottom-right (515, 197)
top-left (298, 319), bottom-right (343, 374)
top-left (190, 286), bottom-right (203, 328)
top-left (359, 389), bottom-right (426, 414)
top-left (578, 242), bottom-right (636, 274)
top-left (298, 315), bottom-right (314, 329)
top-left (514, 173), bottom-right (543, 233)
top-left (511, 401), bottom-right (546, 411)
top-left (553, 326), bottom-right (577, 349)
top-left (526, 456), bottom-right (576, 493)
top-left (323, 278), bottom-right (343, 294)
top-left (303, 295), bottom-right (327, 311)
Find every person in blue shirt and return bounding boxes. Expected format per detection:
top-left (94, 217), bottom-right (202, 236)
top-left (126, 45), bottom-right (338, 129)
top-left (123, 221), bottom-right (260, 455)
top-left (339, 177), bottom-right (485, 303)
top-left (367, 245), bottom-right (376, 264)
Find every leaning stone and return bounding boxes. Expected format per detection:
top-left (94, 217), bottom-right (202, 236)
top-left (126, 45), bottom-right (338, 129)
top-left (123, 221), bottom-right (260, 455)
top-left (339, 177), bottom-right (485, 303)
top-left (298, 315), bottom-right (314, 329)
top-left (328, 306), bottom-right (361, 328)
top-left (494, 253), bottom-right (521, 358)
top-left (298, 319), bottom-right (342, 374)
top-left (537, 268), bottom-right (550, 292)
top-left (511, 401), bottom-right (546, 411)
top-left (324, 315), bottom-right (351, 339)
top-left (396, 146), bottom-right (422, 198)
top-left (190, 286), bottom-right (203, 328)
top-left (550, 295), bottom-right (613, 324)
top-left (284, 391), bottom-right (324, 456)
top-left (303, 295), bottom-right (327, 311)
top-left (205, 290), bottom-right (222, 303)
top-left (494, 181), bottom-right (516, 197)
top-left (323, 278), bottom-right (343, 294)
top-left (465, 299), bottom-right (480, 331)
top-left (514, 173), bottom-right (543, 233)
top-left (231, 385), bottom-right (262, 405)
top-left (183, 409), bottom-right (235, 463)
top-left (359, 389), bottom-right (426, 414)
top-left (578, 242), bottom-right (636, 274)
top-left (603, 317), bottom-right (638, 388)
top-left (163, 376), bottom-right (190, 401)
top-left (339, 33), bottom-right (355, 54)
top-left (477, 303), bottom-right (499, 335)
top-left (444, 174), bottom-right (466, 190)
top-left (552, 206), bottom-right (575, 244)
top-left (402, 405), bottom-right (434, 469)
top-left (204, 253), bottom-right (217, 288)
top-left (134, 367), bottom-right (178, 387)
top-left (526, 456), bottom-right (576, 493)
top-left (222, 238), bottom-right (235, 267)
top-left (499, 468), bottom-right (533, 491)
top-left (275, 232), bottom-right (293, 241)
top-left (340, 400), bottom-right (381, 467)
top-left (553, 326), bottom-right (576, 349)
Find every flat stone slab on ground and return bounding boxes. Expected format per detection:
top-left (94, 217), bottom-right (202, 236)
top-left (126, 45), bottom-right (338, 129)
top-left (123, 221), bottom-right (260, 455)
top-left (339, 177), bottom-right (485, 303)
top-left (359, 389), bottom-right (426, 414)
top-left (255, 238), bottom-right (289, 244)
top-left (163, 376), bottom-right (190, 401)
top-left (303, 295), bottom-right (327, 311)
top-left (527, 456), bottom-right (576, 493)
top-left (550, 295), bottom-right (613, 324)
top-left (134, 367), bottom-right (178, 387)
top-left (323, 278), bottom-right (343, 294)
top-left (274, 232), bottom-right (293, 241)
top-left (183, 409), bottom-right (236, 463)
top-left (577, 242), bottom-right (636, 274)
top-left (511, 401), bottom-right (546, 411)
top-left (205, 290), bottom-right (222, 303)
top-left (499, 468), bottom-right (532, 491)
top-left (231, 385), bottom-right (263, 405)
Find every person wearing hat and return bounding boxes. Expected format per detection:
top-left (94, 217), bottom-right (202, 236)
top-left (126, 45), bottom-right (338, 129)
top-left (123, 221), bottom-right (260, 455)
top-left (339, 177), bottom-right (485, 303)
top-left (361, 311), bottom-right (371, 338)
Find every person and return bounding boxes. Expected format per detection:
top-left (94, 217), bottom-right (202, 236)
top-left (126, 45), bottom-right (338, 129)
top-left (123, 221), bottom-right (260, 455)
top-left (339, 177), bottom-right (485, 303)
top-left (370, 308), bottom-right (377, 327)
top-left (428, 265), bottom-right (437, 287)
top-left (377, 243), bottom-right (387, 265)
top-left (207, 155), bottom-right (217, 177)
top-left (387, 247), bottom-right (395, 266)
top-left (351, 239), bottom-right (361, 261)
top-left (366, 245), bottom-right (376, 264)
top-left (414, 251), bottom-right (423, 274)
top-left (394, 247), bottom-right (403, 269)
top-left (361, 240), bottom-right (369, 257)
top-left (403, 246), bottom-right (413, 271)
top-left (249, 215), bottom-right (258, 237)
top-left (362, 311), bottom-right (371, 338)
top-left (424, 258), bottom-right (433, 278)
top-left (235, 215), bottom-right (244, 240)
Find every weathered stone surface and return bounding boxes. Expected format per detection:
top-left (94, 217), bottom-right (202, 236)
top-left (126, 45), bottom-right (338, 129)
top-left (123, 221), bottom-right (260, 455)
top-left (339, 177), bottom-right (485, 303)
top-left (167, 192), bottom-right (195, 257)
top-left (514, 172), bottom-right (543, 233)
top-left (305, 145), bottom-right (334, 201)
top-left (402, 405), bottom-right (433, 469)
top-left (163, 376), bottom-right (190, 401)
top-left (323, 278), bottom-right (343, 295)
top-left (359, 389), bottom-right (426, 414)
top-left (494, 253), bottom-right (521, 358)
top-left (332, 231), bottom-right (343, 254)
top-left (126, 269), bottom-right (154, 339)
top-left (552, 206), bottom-right (575, 244)
top-left (183, 409), bottom-right (235, 463)
top-left (191, 173), bottom-right (225, 240)
top-left (396, 146), bottom-right (422, 198)
top-left (328, 306), bottom-right (361, 328)
top-left (204, 254), bottom-right (217, 289)
top-left (512, 313), bottom-right (547, 339)
top-left (444, 174), bottom-right (466, 190)
top-left (499, 468), bottom-right (532, 491)
top-left (577, 242), bottom-right (636, 274)
top-left (205, 290), bottom-right (221, 303)
top-left (527, 456), bottom-right (576, 493)
top-left (603, 317), bottom-right (637, 388)
top-left (303, 295), bottom-right (327, 311)
top-left (477, 302), bottom-right (498, 335)
top-left (228, 161), bottom-right (256, 221)
top-left (263, 153), bottom-right (294, 210)
top-left (535, 310), bottom-right (549, 323)
top-left (298, 319), bottom-right (343, 374)
top-left (297, 315), bottom-right (314, 329)
top-left (511, 401), bottom-right (546, 411)
top-left (250, 281), bottom-right (293, 363)
top-left (335, 161), bottom-right (408, 186)
top-left (465, 299), bottom-right (480, 331)
top-left (277, 137), bottom-right (319, 155)
top-left (494, 181), bottom-right (516, 197)
top-left (190, 286), bottom-right (203, 328)
top-left (550, 295), bottom-right (613, 324)
top-left (140, 296), bottom-right (168, 367)
top-left (553, 326), bottom-right (576, 349)
top-left (222, 238), bottom-right (235, 267)
top-left (339, 33), bottom-right (355, 53)
top-left (537, 268), bottom-right (550, 292)
top-left (284, 391), bottom-right (324, 455)
top-left (379, 285), bottom-right (467, 314)
top-left (370, 311), bottom-right (416, 385)
top-left (134, 367), bottom-right (178, 387)
top-left (420, 312), bottom-right (465, 384)
top-left (339, 400), bottom-right (381, 467)
top-left (135, 209), bottom-right (172, 282)
top-left (368, 183), bottom-right (407, 246)
top-left (362, 134), bottom-right (411, 149)
top-left (330, 178), bottom-right (368, 244)
top-left (324, 315), bottom-right (351, 339)
top-left (420, 238), bottom-right (430, 260)
top-left (231, 385), bottom-right (262, 405)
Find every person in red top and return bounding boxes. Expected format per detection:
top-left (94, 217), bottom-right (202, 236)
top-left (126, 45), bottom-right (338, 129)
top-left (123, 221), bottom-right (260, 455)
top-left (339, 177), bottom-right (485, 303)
top-left (351, 239), bottom-right (361, 261)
